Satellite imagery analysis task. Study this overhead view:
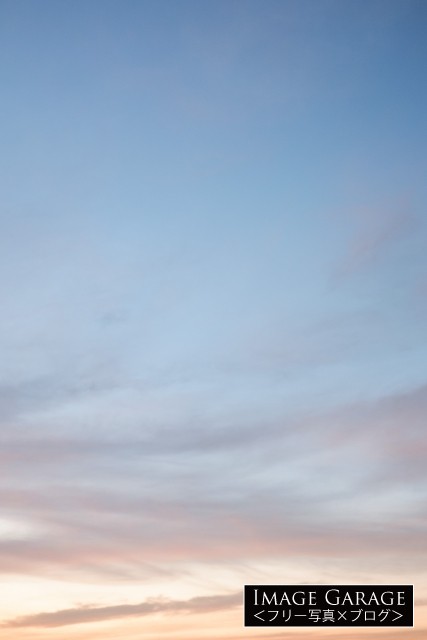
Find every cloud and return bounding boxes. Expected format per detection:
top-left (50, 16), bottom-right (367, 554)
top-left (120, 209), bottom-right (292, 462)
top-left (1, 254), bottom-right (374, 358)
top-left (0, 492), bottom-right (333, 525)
top-left (334, 202), bottom-right (419, 279)
top-left (3, 592), bottom-right (242, 628)
top-left (0, 361), bottom-right (122, 423)
top-left (0, 382), bottom-right (425, 582)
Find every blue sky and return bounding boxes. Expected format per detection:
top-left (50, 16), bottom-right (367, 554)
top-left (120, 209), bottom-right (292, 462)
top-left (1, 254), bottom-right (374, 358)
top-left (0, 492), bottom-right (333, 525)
top-left (0, 1), bottom-right (426, 639)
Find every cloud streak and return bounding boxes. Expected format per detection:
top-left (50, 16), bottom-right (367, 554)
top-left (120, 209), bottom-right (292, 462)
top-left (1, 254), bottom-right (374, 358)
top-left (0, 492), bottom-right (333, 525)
top-left (334, 203), bottom-right (420, 279)
top-left (3, 592), bottom-right (242, 628)
top-left (0, 383), bottom-right (425, 582)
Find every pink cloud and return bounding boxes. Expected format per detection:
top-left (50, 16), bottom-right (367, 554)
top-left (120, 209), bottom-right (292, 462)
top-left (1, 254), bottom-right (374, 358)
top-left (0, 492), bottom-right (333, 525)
top-left (334, 202), bottom-right (419, 278)
top-left (3, 592), bottom-right (242, 628)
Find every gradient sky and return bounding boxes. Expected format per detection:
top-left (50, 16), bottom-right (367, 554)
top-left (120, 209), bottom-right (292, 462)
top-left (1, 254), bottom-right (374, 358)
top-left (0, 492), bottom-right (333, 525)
top-left (0, 1), bottom-right (426, 638)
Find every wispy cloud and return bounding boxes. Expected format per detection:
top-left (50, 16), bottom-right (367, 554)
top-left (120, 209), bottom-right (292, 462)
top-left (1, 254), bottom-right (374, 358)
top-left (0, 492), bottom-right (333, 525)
top-left (3, 592), bottom-right (241, 628)
top-left (0, 383), bottom-right (425, 582)
top-left (334, 202), bottom-right (419, 279)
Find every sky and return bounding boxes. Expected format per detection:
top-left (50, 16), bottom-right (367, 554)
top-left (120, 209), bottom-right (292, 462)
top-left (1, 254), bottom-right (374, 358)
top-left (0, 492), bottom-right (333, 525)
top-left (0, 0), bottom-right (426, 638)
